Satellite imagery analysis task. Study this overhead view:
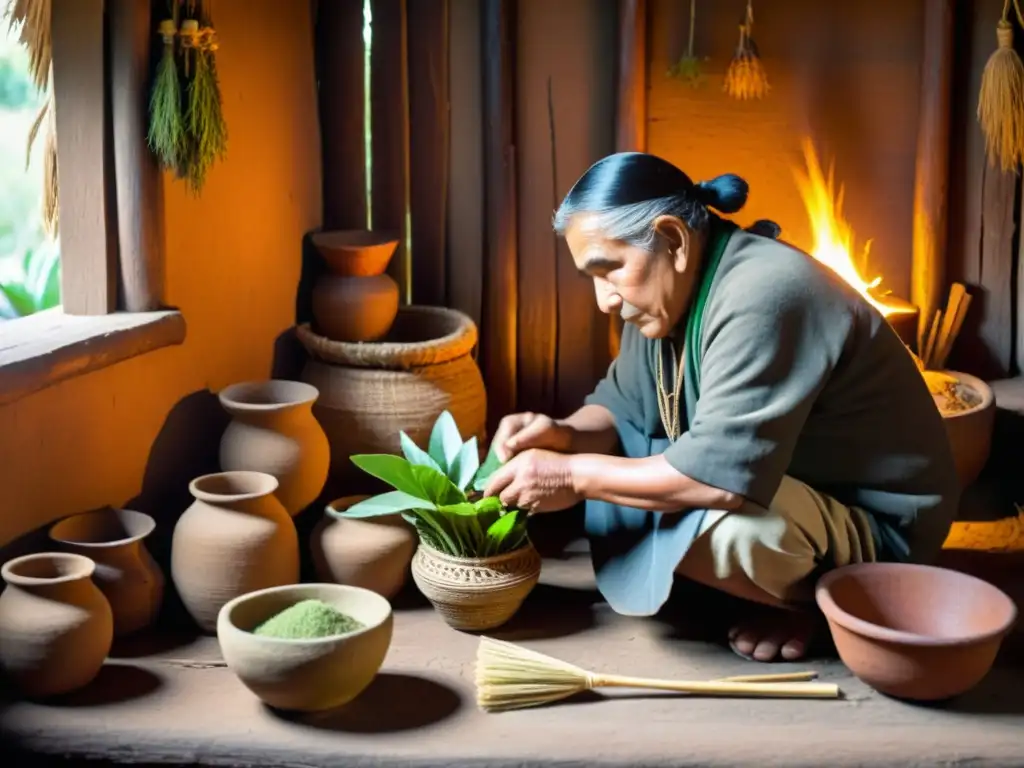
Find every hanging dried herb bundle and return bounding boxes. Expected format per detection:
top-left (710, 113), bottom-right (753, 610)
top-left (147, 15), bottom-right (186, 172)
top-left (182, 3), bottom-right (227, 194)
top-left (724, 0), bottom-right (770, 100)
top-left (977, 0), bottom-right (1024, 171)
top-left (667, 0), bottom-right (705, 86)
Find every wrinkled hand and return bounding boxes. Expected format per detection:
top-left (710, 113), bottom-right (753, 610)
top-left (483, 449), bottom-right (582, 513)
top-left (490, 411), bottom-right (573, 463)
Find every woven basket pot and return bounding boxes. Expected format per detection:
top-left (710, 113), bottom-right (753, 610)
top-left (410, 542), bottom-right (542, 631)
top-left (297, 306), bottom-right (487, 488)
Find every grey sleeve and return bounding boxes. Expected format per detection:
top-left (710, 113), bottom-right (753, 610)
top-left (583, 322), bottom-right (645, 432)
top-left (663, 273), bottom-right (849, 508)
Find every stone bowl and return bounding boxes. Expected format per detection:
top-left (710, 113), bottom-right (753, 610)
top-left (815, 562), bottom-right (1017, 701)
top-left (217, 583), bottom-right (393, 712)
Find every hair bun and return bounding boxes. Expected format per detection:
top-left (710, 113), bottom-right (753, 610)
top-left (695, 174), bottom-right (749, 214)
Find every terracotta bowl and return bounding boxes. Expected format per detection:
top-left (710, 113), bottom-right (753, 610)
top-left (217, 583), bottom-right (393, 712)
top-left (816, 562), bottom-right (1017, 701)
top-left (311, 230), bottom-right (400, 277)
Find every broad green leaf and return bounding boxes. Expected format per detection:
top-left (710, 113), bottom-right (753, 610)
top-left (350, 454), bottom-right (465, 506)
top-left (483, 509), bottom-right (528, 556)
top-left (399, 431), bottom-right (442, 473)
top-left (471, 495), bottom-right (504, 533)
top-left (411, 507), bottom-right (460, 555)
top-left (472, 444), bottom-right (504, 492)
top-left (333, 490), bottom-right (434, 519)
top-left (448, 436), bottom-right (480, 490)
top-left (428, 411), bottom-right (463, 471)
top-left (40, 260), bottom-right (60, 310)
top-left (0, 283), bottom-right (36, 316)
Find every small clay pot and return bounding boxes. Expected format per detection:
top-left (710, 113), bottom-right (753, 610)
top-left (939, 370), bottom-right (994, 488)
top-left (310, 495), bottom-right (417, 599)
top-left (217, 582), bottom-right (393, 712)
top-left (0, 552), bottom-right (113, 698)
top-left (311, 230), bottom-right (400, 277)
top-left (411, 542), bottom-right (542, 631)
top-left (311, 272), bottom-right (400, 343)
top-left (49, 507), bottom-right (165, 637)
top-left (218, 380), bottom-right (331, 516)
top-left (171, 471), bottom-right (300, 633)
top-left (815, 562), bottom-right (1017, 701)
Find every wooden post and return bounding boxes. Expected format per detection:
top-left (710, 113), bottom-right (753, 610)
top-left (110, 0), bottom-right (165, 312)
top-left (910, 0), bottom-right (954, 351)
top-left (610, 0), bottom-right (648, 360)
top-left (481, 0), bottom-right (518, 429)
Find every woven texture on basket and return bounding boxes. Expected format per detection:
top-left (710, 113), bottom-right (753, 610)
top-left (296, 305), bottom-right (478, 370)
top-left (411, 544), bottom-right (542, 631)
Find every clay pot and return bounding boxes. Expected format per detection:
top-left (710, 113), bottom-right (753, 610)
top-left (939, 370), bottom-right (994, 488)
top-left (218, 380), bottom-right (330, 516)
top-left (310, 495), bottom-right (417, 599)
top-left (0, 553), bottom-right (113, 698)
top-left (217, 582), bottom-right (393, 712)
top-left (49, 507), bottom-right (164, 637)
top-left (310, 229), bottom-right (401, 343)
top-left (297, 306), bottom-right (487, 488)
top-left (171, 471), bottom-right (300, 633)
top-left (411, 542), bottom-right (542, 631)
top-left (815, 562), bottom-right (1017, 701)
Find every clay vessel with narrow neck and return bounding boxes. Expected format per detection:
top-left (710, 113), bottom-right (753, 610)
top-left (49, 507), bottom-right (165, 637)
top-left (0, 552), bottom-right (113, 698)
top-left (171, 471), bottom-right (299, 633)
top-left (218, 380), bottom-right (330, 516)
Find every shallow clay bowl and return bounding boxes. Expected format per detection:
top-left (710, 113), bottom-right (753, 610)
top-left (311, 230), bottom-right (400, 277)
top-left (816, 562), bottom-right (1017, 701)
top-left (217, 583), bottom-right (393, 712)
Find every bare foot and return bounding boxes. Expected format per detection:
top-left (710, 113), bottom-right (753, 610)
top-left (727, 608), bottom-right (819, 662)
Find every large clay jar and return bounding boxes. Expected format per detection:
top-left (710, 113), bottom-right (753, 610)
top-left (297, 305), bottom-right (487, 488)
top-left (310, 495), bottom-right (417, 599)
top-left (310, 230), bottom-right (401, 342)
top-left (0, 552), bottom-right (113, 698)
top-left (171, 471), bottom-right (300, 633)
top-left (49, 507), bottom-right (165, 637)
top-left (218, 380), bottom-right (330, 516)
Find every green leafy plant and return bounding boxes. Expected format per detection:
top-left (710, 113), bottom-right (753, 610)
top-left (333, 411), bottom-right (524, 559)
top-left (0, 241), bottom-right (60, 319)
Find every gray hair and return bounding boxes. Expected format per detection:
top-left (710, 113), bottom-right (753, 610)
top-left (552, 194), bottom-right (709, 252)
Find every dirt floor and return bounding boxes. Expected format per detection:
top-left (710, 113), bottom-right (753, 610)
top-left (0, 538), bottom-right (1021, 768)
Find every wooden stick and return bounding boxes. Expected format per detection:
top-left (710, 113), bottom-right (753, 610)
top-left (589, 673), bottom-right (840, 699)
top-left (932, 282), bottom-right (966, 369)
top-left (922, 309), bottom-right (942, 368)
top-left (935, 290), bottom-right (973, 370)
top-left (719, 671), bottom-right (818, 683)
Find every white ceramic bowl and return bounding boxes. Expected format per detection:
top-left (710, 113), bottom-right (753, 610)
top-left (217, 582), bottom-right (393, 712)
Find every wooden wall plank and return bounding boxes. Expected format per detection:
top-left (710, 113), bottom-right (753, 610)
top-left (407, 0), bottom-right (449, 307)
top-left (445, 0), bottom-right (484, 329)
top-left (976, 164), bottom-right (1017, 378)
top-left (53, 0), bottom-right (115, 315)
top-left (481, 0), bottom-right (518, 429)
top-left (110, 0), bottom-right (164, 312)
top-left (370, 0), bottom-right (411, 301)
top-left (315, 0), bottom-right (367, 231)
top-left (910, 0), bottom-right (954, 351)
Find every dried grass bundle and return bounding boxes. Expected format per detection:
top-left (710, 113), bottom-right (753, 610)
top-left (182, 10), bottom-right (227, 194)
top-left (4, 0), bottom-right (50, 90)
top-left (724, 0), bottom-right (769, 101)
top-left (978, 0), bottom-right (1024, 171)
top-left (474, 637), bottom-right (839, 713)
top-left (148, 17), bottom-right (186, 172)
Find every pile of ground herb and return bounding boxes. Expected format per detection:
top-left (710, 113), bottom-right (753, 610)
top-left (252, 599), bottom-right (364, 639)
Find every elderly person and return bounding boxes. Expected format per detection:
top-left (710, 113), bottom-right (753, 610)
top-left (482, 151), bottom-right (959, 663)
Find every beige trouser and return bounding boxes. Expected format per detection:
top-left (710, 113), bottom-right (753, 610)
top-left (675, 475), bottom-right (878, 608)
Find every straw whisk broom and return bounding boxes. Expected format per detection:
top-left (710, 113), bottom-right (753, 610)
top-left (474, 637), bottom-right (840, 713)
top-left (724, 0), bottom-right (770, 101)
top-left (978, 0), bottom-right (1024, 171)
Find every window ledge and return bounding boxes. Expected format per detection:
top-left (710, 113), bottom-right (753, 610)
top-left (0, 308), bottom-right (186, 406)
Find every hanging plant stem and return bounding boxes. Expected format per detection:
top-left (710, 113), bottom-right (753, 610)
top-left (147, 16), bottom-right (186, 172)
top-left (668, 0), bottom-right (704, 86)
top-left (183, 12), bottom-right (228, 194)
top-left (977, 0), bottom-right (1024, 171)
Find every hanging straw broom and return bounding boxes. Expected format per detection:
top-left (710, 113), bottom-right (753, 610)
top-left (724, 0), bottom-right (769, 100)
top-left (474, 637), bottom-right (840, 713)
top-left (978, 0), bottom-right (1024, 171)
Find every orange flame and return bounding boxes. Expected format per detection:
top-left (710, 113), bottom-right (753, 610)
top-left (792, 138), bottom-right (913, 317)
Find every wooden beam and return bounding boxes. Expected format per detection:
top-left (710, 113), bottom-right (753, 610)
top-left (910, 0), bottom-right (954, 351)
top-left (109, 0), bottom-right (165, 312)
top-left (316, 0), bottom-right (367, 231)
top-left (407, 0), bottom-right (450, 307)
top-left (978, 162), bottom-right (1016, 378)
top-left (481, 0), bottom-right (518, 427)
top-left (370, 0), bottom-right (411, 302)
top-left (52, 0), bottom-right (115, 315)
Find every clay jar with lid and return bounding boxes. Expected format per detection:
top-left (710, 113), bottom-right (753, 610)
top-left (0, 552), bottom-right (113, 698)
top-left (171, 471), bottom-right (300, 633)
top-left (218, 380), bottom-right (330, 516)
top-left (310, 230), bottom-right (401, 342)
top-left (49, 507), bottom-right (165, 637)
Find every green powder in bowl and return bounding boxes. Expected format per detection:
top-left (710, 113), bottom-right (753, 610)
top-left (252, 598), bottom-right (365, 639)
